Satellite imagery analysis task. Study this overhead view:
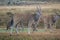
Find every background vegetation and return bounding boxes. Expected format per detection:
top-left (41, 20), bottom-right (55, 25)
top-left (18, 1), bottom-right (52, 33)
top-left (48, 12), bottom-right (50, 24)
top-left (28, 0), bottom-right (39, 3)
top-left (0, 2), bottom-right (60, 40)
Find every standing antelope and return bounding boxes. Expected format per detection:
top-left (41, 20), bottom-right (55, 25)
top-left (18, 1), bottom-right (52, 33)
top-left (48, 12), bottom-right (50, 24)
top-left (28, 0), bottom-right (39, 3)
top-left (44, 13), bottom-right (60, 31)
top-left (6, 6), bottom-right (43, 34)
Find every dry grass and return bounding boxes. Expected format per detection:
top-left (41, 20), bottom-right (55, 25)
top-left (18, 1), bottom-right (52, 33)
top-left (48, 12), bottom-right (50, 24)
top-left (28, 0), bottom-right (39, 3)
top-left (0, 29), bottom-right (60, 40)
top-left (0, 3), bottom-right (60, 15)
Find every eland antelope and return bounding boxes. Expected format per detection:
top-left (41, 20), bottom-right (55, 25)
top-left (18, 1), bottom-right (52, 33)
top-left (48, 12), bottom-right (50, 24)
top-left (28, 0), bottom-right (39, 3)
top-left (44, 13), bottom-right (60, 31)
top-left (6, 6), bottom-right (43, 34)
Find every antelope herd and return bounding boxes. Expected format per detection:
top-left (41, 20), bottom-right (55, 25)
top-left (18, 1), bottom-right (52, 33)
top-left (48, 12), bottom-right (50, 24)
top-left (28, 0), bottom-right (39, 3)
top-left (6, 6), bottom-right (60, 35)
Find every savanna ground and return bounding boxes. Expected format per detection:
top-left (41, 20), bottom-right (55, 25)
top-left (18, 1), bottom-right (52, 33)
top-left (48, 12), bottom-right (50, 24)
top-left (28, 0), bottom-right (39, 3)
top-left (0, 29), bottom-right (60, 40)
top-left (0, 3), bottom-right (60, 40)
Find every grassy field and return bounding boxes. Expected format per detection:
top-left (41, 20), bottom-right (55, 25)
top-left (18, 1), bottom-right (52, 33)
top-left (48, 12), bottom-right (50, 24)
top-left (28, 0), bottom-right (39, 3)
top-left (0, 3), bottom-right (60, 15)
top-left (0, 28), bottom-right (46, 33)
top-left (0, 29), bottom-right (60, 40)
top-left (0, 28), bottom-right (60, 40)
top-left (0, 3), bottom-right (60, 40)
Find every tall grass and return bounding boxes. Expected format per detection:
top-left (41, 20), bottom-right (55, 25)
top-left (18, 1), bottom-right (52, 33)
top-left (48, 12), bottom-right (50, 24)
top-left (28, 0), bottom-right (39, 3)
top-left (0, 33), bottom-right (60, 40)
